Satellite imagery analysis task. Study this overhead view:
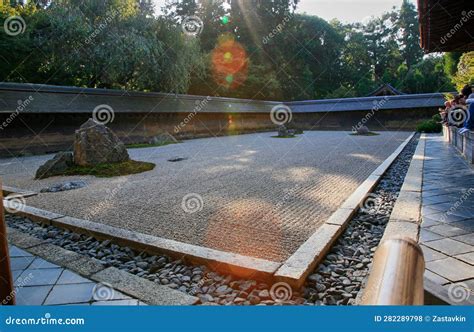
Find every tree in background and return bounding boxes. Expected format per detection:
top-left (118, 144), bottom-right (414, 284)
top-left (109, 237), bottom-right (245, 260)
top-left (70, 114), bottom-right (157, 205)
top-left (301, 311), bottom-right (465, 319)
top-left (452, 52), bottom-right (474, 91)
top-left (1, 0), bottom-right (203, 93)
top-left (0, 0), bottom-right (458, 100)
top-left (396, 0), bottom-right (423, 69)
top-left (443, 52), bottom-right (463, 79)
top-left (398, 56), bottom-right (454, 94)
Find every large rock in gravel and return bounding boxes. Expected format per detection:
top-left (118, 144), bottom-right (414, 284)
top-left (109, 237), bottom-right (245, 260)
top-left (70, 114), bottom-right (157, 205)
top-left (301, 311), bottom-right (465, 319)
top-left (35, 152), bottom-right (74, 179)
top-left (74, 119), bottom-right (129, 166)
top-left (277, 125), bottom-right (296, 137)
top-left (355, 126), bottom-right (370, 135)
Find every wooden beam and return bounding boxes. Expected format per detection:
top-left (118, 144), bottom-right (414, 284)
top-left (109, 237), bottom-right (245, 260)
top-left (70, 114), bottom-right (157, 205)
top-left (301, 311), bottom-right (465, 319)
top-left (0, 178), bottom-right (15, 305)
top-left (361, 237), bottom-right (425, 305)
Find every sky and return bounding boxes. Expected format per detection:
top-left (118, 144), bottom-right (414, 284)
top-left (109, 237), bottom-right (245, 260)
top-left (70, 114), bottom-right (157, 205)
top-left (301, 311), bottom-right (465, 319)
top-left (152, 0), bottom-right (418, 23)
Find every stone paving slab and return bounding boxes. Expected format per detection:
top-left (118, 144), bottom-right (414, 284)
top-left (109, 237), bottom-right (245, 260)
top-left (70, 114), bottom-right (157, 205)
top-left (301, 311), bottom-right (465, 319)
top-left (420, 135), bottom-right (474, 296)
top-left (1, 131), bottom-right (411, 262)
top-left (453, 234), bottom-right (474, 246)
top-left (424, 270), bottom-right (449, 285)
top-left (91, 267), bottom-right (199, 305)
top-left (7, 245), bottom-right (143, 306)
top-left (7, 229), bottom-right (199, 305)
top-left (421, 245), bottom-right (448, 262)
top-left (456, 252), bottom-right (474, 265)
top-left (425, 257), bottom-right (474, 282)
top-left (420, 229), bottom-right (444, 242)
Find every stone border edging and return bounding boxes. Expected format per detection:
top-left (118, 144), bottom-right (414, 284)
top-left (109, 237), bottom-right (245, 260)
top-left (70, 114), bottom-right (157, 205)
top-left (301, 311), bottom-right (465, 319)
top-left (380, 133), bottom-right (425, 243)
top-left (2, 186), bottom-right (38, 198)
top-left (3, 203), bottom-right (281, 281)
top-left (353, 134), bottom-right (425, 305)
top-left (274, 133), bottom-right (417, 288)
top-left (6, 227), bottom-right (199, 305)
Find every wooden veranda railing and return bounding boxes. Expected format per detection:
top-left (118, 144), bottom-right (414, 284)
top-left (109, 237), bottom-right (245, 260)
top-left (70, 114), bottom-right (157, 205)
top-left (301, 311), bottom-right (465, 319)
top-left (361, 237), bottom-right (425, 305)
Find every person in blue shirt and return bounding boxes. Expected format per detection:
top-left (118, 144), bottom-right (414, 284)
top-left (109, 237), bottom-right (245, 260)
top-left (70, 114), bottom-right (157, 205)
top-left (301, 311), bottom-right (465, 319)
top-left (459, 85), bottom-right (474, 134)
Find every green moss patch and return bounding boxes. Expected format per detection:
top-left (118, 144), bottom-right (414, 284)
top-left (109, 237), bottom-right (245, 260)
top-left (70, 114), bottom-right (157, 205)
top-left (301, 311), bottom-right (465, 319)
top-left (59, 160), bottom-right (156, 178)
top-left (126, 141), bottom-right (179, 149)
top-left (350, 132), bottom-right (380, 136)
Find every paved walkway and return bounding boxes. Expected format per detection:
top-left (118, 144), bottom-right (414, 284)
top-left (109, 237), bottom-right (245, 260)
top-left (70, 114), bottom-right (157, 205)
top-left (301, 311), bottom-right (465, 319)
top-left (0, 131), bottom-right (411, 262)
top-left (8, 245), bottom-right (144, 305)
top-left (421, 135), bottom-right (474, 301)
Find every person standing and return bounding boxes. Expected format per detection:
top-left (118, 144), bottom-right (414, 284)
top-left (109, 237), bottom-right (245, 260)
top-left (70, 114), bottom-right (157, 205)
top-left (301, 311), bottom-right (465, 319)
top-left (459, 85), bottom-right (474, 134)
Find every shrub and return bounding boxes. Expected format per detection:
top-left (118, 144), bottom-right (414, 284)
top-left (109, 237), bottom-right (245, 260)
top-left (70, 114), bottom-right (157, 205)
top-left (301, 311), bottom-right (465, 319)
top-left (432, 113), bottom-right (442, 122)
top-left (416, 119), bottom-right (442, 133)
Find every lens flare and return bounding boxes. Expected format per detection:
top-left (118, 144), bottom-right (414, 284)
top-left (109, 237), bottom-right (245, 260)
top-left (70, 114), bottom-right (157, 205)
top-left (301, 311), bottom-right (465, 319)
top-left (224, 52), bottom-right (233, 62)
top-left (211, 35), bottom-right (248, 89)
top-left (221, 16), bottom-right (230, 25)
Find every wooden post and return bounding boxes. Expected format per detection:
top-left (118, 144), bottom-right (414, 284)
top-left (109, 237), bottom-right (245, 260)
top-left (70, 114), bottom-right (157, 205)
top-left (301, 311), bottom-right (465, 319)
top-left (361, 237), bottom-right (425, 305)
top-left (0, 178), bottom-right (15, 305)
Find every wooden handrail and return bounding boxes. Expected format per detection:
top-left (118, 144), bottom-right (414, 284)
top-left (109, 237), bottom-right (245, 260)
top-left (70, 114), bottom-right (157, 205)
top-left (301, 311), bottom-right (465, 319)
top-left (361, 237), bottom-right (425, 305)
top-left (0, 179), bottom-right (15, 305)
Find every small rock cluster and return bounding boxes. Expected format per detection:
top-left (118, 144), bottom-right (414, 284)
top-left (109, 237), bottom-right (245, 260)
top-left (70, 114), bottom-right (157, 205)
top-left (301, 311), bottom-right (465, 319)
top-left (277, 126), bottom-right (304, 137)
top-left (40, 181), bottom-right (87, 193)
top-left (277, 125), bottom-right (295, 137)
top-left (35, 119), bottom-right (130, 179)
top-left (148, 133), bottom-right (178, 146)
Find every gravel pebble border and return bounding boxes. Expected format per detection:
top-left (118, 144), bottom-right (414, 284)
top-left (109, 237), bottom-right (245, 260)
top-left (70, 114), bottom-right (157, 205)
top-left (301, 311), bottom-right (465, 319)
top-left (5, 135), bottom-right (419, 305)
top-left (6, 215), bottom-right (306, 305)
top-left (303, 134), bottom-right (420, 305)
